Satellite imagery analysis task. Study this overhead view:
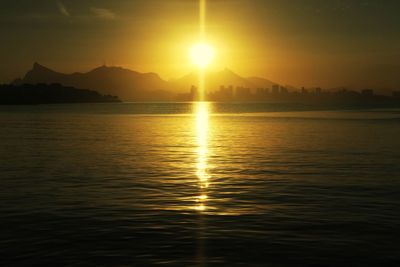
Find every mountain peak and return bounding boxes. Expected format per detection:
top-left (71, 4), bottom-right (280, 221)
top-left (33, 62), bottom-right (43, 69)
top-left (32, 62), bottom-right (54, 72)
top-left (222, 67), bottom-right (234, 73)
top-left (93, 64), bottom-right (134, 72)
top-left (217, 68), bottom-right (244, 80)
top-left (20, 62), bottom-right (60, 83)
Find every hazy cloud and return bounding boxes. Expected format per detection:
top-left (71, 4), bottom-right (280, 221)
top-left (57, 1), bottom-right (70, 17)
top-left (90, 7), bottom-right (116, 20)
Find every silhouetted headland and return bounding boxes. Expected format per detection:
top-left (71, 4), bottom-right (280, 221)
top-left (0, 83), bottom-right (120, 105)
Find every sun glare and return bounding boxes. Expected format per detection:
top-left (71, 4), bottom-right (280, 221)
top-left (190, 43), bottom-right (215, 69)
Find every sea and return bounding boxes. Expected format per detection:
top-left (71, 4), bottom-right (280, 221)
top-left (0, 102), bottom-right (399, 266)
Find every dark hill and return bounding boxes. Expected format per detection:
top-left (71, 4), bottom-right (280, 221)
top-left (15, 63), bottom-right (172, 101)
top-left (0, 83), bottom-right (120, 105)
top-left (15, 63), bottom-right (282, 101)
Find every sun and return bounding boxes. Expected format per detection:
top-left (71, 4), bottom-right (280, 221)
top-left (189, 43), bottom-right (215, 69)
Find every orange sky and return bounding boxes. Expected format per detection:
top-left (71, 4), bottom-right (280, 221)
top-left (1, 0), bottom-right (400, 88)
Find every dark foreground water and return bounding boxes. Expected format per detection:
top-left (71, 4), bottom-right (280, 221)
top-left (0, 102), bottom-right (399, 266)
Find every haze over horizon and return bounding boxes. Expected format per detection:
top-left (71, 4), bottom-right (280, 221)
top-left (1, 0), bottom-right (400, 89)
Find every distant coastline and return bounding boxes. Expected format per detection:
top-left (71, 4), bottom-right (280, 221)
top-left (2, 82), bottom-right (400, 110)
top-left (10, 62), bottom-right (400, 103)
top-left (0, 83), bottom-right (120, 105)
top-left (3, 62), bottom-right (400, 107)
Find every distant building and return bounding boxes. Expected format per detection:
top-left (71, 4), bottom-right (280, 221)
top-left (315, 87), bottom-right (322, 94)
top-left (272, 84), bottom-right (280, 94)
top-left (190, 85), bottom-right (198, 100)
top-left (256, 88), bottom-right (265, 96)
top-left (227, 87), bottom-right (233, 98)
top-left (219, 85), bottom-right (233, 99)
top-left (280, 86), bottom-right (288, 94)
top-left (236, 86), bottom-right (251, 99)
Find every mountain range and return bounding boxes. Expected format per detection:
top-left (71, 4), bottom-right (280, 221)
top-left (13, 63), bottom-right (279, 101)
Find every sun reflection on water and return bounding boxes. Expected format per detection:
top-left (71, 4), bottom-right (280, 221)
top-left (194, 101), bottom-right (210, 211)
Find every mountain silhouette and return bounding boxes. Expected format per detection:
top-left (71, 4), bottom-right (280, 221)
top-left (15, 63), bottom-right (172, 101)
top-left (14, 63), bottom-right (280, 101)
top-left (170, 68), bottom-right (277, 92)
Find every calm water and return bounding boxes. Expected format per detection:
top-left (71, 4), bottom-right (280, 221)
top-left (0, 102), bottom-right (399, 266)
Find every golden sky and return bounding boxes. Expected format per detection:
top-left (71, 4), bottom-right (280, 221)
top-left (1, 0), bottom-right (400, 88)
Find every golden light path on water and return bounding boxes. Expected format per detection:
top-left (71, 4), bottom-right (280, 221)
top-left (194, 102), bottom-right (210, 211)
top-left (193, 0), bottom-right (210, 212)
